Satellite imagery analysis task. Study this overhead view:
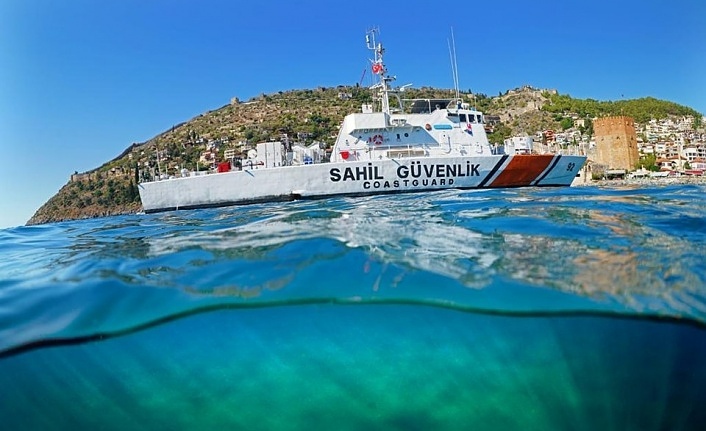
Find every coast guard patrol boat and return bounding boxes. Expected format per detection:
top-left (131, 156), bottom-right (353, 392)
top-left (139, 30), bottom-right (586, 213)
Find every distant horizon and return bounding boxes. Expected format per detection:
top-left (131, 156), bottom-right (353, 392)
top-left (2, 0), bottom-right (704, 229)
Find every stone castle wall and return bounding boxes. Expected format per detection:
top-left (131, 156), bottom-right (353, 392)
top-left (594, 116), bottom-right (639, 170)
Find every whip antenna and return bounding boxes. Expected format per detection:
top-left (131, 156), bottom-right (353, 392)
top-left (448, 27), bottom-right (461, 103)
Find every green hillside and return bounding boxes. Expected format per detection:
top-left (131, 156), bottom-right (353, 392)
top-left (542, 93), bottom-right (702, 125)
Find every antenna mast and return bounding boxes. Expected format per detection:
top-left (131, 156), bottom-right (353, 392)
top-left (448, 27), bottom-right (461, 104)
top-left (366, 28), bottom-right (394, 115)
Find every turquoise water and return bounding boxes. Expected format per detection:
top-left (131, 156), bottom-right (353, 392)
top-left (1, 185), bottom-right (706, 430)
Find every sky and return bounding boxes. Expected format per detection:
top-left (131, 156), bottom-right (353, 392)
top-left (1, 0), bottom-right (704, 228)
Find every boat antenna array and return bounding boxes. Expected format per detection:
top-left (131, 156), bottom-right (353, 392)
top-left (366, 27), bottom-right (395, 115)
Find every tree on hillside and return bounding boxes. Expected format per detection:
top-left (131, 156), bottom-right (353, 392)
top-left (542, 93), bottom-right (700, 122)
top-left (487, 124), bottom-right (512, 144)
top-left (581, 118), bottom-right (594, 138)
top-left (560, 117), bottom-right (573, 130)
top-left (638, 153), bottom-right (659, 171)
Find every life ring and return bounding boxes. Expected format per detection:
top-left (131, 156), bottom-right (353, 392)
top-left (372, 134), bottom-right (383, 145)
top-left (425, 123), bottom-right (432, 131)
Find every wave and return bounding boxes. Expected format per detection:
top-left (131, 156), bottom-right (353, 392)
top-left (1, 185), bottom-right (705, 355)
top-left (3, 296), bottom-right (706, 359)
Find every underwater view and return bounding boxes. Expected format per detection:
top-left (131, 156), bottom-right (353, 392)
top-left (1, 185), bottom-right (706, 430)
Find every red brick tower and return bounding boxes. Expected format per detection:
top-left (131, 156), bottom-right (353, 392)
top-left (593, 116), bottom-right (639, 170)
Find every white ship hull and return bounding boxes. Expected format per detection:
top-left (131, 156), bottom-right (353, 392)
top-left (139, 29), bottom-right (587, 214)
top-left (139, 154), bottom-right (584, 213)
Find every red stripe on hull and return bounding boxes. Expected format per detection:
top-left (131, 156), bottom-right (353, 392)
top-left (489, 155), bottom-right (555, 187)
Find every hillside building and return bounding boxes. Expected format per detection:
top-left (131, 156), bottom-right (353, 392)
top-left (593, 116), bottom-right (639, 170)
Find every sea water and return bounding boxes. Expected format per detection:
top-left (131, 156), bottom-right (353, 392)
top-left (1, 185), bottom-right (705, 430)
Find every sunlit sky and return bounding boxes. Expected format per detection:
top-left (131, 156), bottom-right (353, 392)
top-left (1, 0), bottom-right (704, 228)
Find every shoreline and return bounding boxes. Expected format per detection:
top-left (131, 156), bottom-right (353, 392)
top-left (576, 175), bottom-right (706, 188)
